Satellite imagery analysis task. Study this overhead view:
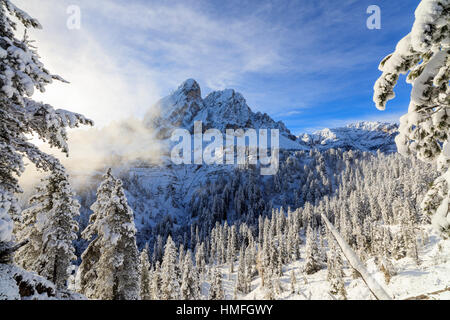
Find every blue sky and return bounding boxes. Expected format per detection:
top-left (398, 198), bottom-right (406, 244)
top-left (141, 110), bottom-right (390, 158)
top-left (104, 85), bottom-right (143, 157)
top-left (17, 0), bottom-right (421, 134)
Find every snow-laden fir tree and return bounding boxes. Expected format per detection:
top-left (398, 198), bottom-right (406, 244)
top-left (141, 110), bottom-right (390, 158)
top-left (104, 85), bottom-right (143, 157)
top-left (15, 170), bottom-right (80, 288)
top-left (139, 244), bottom-right (152, 300)
top-left (180, 250), bottom-right (200, 300)
top-left (245, 244), bottom-right (255, 288)
top-left (227, 225), bottom-right (236, 273)
top-left (195, 242), bottom-right (206, 278)
top-left (303, 226), bottom-right (322, 274)
top-left (0, 0), bottom-right (92, 262)
top-left (290, 270), bottom-right (297, 294)
top-left (77, 169), bottom-right (140, 300)
top-left (160, 235), bottom-right (180, 300)
top-left (151, 261), bottom-right (161, 300)
top-left (236, 246), bottom-right (248, 294)
top-left (327, 239), bottom-right (347, 300)
top-left (179, 243), bottom-right (185, 272)
top-left (76, 171), bottom-right (117, 297)
top-left (209, 267), bottom-right (224, 300)
top-left (373, 0), bottom-right (450, 236)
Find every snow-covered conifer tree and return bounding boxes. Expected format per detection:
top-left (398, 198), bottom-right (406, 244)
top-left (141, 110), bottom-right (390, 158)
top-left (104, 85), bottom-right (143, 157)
top-left (140, 244), bottom-right (152, 300)
top-left (160, 235), bottom-right (180, 300)
top-left (151, 261), bottom-right (161, 300)
top-left (76, 171), bottom-right (116, 296)
top-left (0, 0), bottom-right (92, 262)
top-left (290, 270), bottom-right (297, 294)
top-left (227, 225), bottom-right (237, 273)
top-left (236, 246), bottom-right (247, 294)
top-left (328, 240), bottom-right (347, 300)
top-left (15, 170), bottom-right (80, 288)
top-left (195, 242), bottom-right (206, 278)
top-left (180, 250), bottom-right (200, 300)
top-left (209, 267), bottom-right (224, 300)
top-left (303, 226), bottom-right (322, 274)
top-left (373, 0), bottom-right (450, 236)
top-left (78, 170), bottom-right (140, 300)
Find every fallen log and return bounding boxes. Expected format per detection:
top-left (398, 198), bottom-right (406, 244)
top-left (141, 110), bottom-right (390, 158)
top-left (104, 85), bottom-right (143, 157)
top-left (405, 287), bottom-right (450, 300)
top-left (321, 213), bottom-right (392, 300)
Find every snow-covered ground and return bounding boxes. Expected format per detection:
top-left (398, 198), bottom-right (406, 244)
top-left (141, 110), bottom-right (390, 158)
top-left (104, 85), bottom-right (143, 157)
top-left (217, 225), bottom-right (449, 300)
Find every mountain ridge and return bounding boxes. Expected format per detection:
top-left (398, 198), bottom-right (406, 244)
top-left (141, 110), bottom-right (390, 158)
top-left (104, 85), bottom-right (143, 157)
top-left (145, 79), bottom-right (399, 153)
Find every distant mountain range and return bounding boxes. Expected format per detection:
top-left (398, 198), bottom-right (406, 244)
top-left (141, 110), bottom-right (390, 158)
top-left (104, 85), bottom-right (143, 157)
top-left (300, 121), bottom-right (399, 153)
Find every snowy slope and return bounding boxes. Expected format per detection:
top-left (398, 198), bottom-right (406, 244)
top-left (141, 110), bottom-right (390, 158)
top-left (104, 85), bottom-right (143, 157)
top-left (0, 264), bottom-right (85, 300)
top-left (218, 226), bottom-right (450, 300)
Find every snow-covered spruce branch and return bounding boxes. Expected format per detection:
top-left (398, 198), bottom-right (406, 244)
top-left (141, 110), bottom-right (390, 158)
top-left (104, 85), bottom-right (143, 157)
top-left (0, 0), bottom-right (93, 259)
top-left (373, 0), bottom-right (450, 236)
top-left (321, 213), bottom-right (392, 300)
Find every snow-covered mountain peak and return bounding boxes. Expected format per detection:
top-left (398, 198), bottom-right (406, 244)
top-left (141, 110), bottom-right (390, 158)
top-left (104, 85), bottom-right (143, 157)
top-left (146, 79), bottom-right (302, 148)
top-left (178, 78), bottom-right (202, 100)
top-left (202, 89), bottom-right (252, 130)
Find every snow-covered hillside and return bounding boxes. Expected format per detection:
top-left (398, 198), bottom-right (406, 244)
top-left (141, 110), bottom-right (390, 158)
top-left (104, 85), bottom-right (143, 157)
top-left (218, 225), bottom-right (450, 300)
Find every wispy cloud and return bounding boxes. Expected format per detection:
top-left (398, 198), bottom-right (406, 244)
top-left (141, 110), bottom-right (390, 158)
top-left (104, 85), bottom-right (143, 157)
top-left (14, 0), bottom-right (419, 132)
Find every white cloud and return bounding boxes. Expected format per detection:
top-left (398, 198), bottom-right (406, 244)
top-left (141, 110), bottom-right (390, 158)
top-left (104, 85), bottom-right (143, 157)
top-left (12, 0), bottom-right (406, 132)
top-left (14, 0), bottom-right (162, 127)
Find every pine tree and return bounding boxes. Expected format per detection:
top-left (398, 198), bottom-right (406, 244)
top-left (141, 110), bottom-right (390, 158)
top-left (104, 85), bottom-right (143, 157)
top-left (0, 0), bottom-right (92, 262)
top-left (76, 171), bottom-right (117, 297)
top-left (227, 225), bottom-right (237, 273)
top-left (303, 226), bottom-right (321, 274)
top-left (236, 246), bottom-right (248, 294)
top-left (14, 194), bottom-right (44, 271)
top-left (15, 170), bottom-right (80, 288)
top-left (77, 170), bottom-right (140, 300)
top-left (328, 239), bottom-right (347, 300)
top-left (151, 261), bottom-right (161, 300)
top-left (140, 244), bottom-right (152, 300)
top-left (209, 267), bottom-right (224, 300)
top-left (374, 0), bottom-right (450, 236)
top-left (290, 270), bottom-right (297, 294)
top-left (244, 244), bottom-right (254, 292)
top-left (180, 250), bottom-right (201, 300)
top-left (160, 235), bottom-right (180, 300)
top-left (195, 242), bottom-right (206, 278)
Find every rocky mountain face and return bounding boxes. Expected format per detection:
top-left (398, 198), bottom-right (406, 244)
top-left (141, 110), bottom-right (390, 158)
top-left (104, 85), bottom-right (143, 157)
top-left (146, 79), bottom-right (399, 153)
top-left (145, 79), bottom-right (301, 149)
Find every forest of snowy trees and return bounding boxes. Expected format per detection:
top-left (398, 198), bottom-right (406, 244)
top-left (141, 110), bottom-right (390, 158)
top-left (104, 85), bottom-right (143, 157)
top-left (7, 148), bottom-right (439, 300)
top-left (1, 0), bottom-right (449, 301)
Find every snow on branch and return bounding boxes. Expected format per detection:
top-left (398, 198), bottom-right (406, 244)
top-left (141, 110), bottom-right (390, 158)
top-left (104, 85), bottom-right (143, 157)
top-left (2, 0), bottom-right (42, 29)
